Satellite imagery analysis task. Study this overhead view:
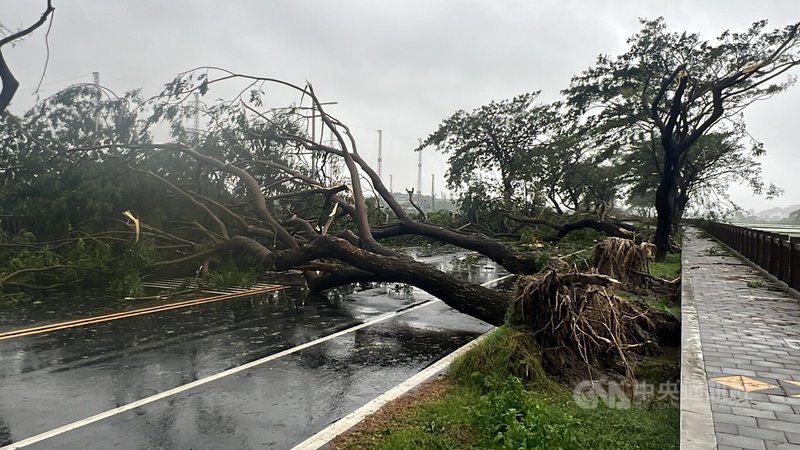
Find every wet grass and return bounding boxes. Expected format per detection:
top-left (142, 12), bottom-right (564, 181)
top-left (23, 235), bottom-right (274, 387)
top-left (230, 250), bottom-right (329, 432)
top-left (335, 327), bottom-right (679, 450)
top-left (617, 289), bottom-right (680, 320)
top-left (649, 252), bottom-right (681, 279)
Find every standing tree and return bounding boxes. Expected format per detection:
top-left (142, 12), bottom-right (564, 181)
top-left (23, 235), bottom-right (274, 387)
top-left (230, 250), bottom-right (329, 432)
top-left (564, 18), bottom-right (800, 259)
top-left (619, 128), bottom-right (780, 221)
top-left (419, 93), bottom-right (559, 210)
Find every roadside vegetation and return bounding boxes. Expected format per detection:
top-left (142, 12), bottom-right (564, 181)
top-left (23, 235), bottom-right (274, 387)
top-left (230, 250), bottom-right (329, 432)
top-left (334, 327), bottom-right (679, 450)
top-left (332, 229), bottom-right (682, 449)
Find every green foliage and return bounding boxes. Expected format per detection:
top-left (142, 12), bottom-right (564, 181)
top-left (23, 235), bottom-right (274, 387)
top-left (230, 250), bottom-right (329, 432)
top-left (204, 264), bottom-right (258, 289)
top-left (747, 279), bottom-right (765, 288)
top-left (425, 210), bottom-right (464, 229)
top-left (420, 93), bottom-right (551, 204)
top-left (564, 17), bottom-right (800, 221)
top-left (620, 131), bottom-right (779, 219)
top-left (449, 327), bottom-right (551, 386)
top-left (0, 73), bottom-right (318, 293)
top-left (421, 92), bottom-right (621, 225)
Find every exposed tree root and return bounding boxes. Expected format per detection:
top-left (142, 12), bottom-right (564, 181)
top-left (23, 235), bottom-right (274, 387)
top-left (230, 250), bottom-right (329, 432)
top-left (593, 238), bottom-right (652, 285)
top-left (593, 237), bottom-right (679, 299)
top-left (510, 270), bottom-right (675, 380)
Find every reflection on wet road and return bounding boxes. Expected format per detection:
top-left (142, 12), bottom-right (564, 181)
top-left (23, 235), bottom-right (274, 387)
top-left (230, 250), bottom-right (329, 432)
top-left (0, 251), bottom-right (500, 448)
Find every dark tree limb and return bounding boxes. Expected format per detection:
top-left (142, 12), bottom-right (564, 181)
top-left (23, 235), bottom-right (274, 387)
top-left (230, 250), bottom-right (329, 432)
top-left (0, 0), bottom-right (55, 113)
top-left (406, 188), bottom-right (427, 221)
top-left (503, 213), bottom-right (637, 242)
top-left (542, 218), bottom-right (635, 242)
top-left (140, 170), bottom-right (230, 239)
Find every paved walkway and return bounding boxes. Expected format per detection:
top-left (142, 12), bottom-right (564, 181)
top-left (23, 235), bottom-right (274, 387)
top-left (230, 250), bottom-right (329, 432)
top-left (683, 227), bottom-right (800, 449)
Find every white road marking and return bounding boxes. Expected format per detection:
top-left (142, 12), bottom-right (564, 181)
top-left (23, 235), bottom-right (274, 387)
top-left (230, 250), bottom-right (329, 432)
top-left (289, 331), bottom-right (493, 450)
top-left (290, 275), bottom-right (507, 450)
top-left (480, 274), bottom-right (515, 287)
top-left (0, 300), bottom-right (439, 449)
top-left (3, 273), bottom-right (510, 449)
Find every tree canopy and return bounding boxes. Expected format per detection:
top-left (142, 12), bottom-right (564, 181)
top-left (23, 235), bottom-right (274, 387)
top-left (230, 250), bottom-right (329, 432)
top-left (563, 17), bottom-right (800, 258)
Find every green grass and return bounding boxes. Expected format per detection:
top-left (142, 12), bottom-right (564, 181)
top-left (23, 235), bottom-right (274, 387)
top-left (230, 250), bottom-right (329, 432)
top-left (338, 328), bottom-right (679, 450)
top-left (617, 290), bottom-right (680, 320)
top-left (650, 252), bottom-right (681, 279)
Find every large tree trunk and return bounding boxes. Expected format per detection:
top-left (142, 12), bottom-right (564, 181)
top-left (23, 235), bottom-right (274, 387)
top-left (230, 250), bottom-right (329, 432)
top-left (238, 234), bottom-right (512, 326)
top-left (674, 188), bottom-right (689, 225)
top-left (313, 237), bottom-right (510, 326)
top-left (654, 149), bottom-right (679, 261)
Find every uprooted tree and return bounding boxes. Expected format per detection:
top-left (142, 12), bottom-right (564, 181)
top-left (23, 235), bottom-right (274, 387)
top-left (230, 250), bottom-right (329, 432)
top-left (1, 70), bottom-right (542, 324)
top-left (0, 70), bottom-right (680, 378)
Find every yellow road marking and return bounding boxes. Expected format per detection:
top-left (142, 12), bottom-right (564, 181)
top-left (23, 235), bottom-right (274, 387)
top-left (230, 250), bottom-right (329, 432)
top-left (711, 375), bottom-right (778, 392)
top-left (0, 285), bottom-right (285, 341)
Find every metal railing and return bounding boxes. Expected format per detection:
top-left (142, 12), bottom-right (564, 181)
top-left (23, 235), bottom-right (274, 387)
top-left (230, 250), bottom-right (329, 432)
top-left (703, 222), bottom-right (800, 292)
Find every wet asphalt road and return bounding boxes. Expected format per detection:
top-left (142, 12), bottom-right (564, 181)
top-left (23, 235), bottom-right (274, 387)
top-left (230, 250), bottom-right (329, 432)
top-left (0, 252), bottom-right (500, 449)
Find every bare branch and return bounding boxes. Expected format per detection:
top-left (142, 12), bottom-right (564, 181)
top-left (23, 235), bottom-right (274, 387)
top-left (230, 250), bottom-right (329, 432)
top-left (0, 0), bottom-right (55, 113)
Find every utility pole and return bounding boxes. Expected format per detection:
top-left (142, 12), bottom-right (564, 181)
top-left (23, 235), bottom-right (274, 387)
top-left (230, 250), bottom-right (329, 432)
top-left (431, 173), bottom-right (435, 211)
top-left (377, 130), bottom-right (383, 181)
top-left (416, 138), bottom-right (423, 208)
top-left (389, 174), bottom-right (393, 193)
top-left (92, 72), bottom-right (101, 130)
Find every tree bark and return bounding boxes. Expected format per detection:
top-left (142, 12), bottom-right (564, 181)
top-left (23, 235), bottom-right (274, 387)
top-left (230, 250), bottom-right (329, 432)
top-left (654, 147), bottom-right (679, 260)
top-left (236, 234), bottom-right (511, 326)
top-left (503, 213), bottom-right (636, 242)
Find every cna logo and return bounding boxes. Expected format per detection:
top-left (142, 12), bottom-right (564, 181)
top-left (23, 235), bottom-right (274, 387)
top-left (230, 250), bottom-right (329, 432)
top-left (572, 379), bottom-right (680, 409)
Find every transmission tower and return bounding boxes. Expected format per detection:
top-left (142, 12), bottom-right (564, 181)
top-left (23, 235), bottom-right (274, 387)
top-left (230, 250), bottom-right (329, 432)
top-left (377, 130), bottom-right (383, 181)
top-left (416, 138), bottom-right (423, 207)
top-left (193, 92), bottom-right (201, 145)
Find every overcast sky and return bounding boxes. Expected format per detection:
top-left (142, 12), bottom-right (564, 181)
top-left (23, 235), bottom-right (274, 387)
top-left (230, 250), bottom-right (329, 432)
top-left (4, 0), bottom-right (800, 212)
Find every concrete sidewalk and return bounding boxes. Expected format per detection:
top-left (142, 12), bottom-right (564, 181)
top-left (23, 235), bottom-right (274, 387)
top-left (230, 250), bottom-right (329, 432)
top-left (682, 227), bottom-right (800, 450)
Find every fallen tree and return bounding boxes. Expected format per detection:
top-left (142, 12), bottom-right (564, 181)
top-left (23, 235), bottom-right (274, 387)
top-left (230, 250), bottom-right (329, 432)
top-left (2, 71), bottom-right (535, 325)
top-left (503, 212), bottom-right (638, 242)
top-left (1, 71), bottom-right (680, 378)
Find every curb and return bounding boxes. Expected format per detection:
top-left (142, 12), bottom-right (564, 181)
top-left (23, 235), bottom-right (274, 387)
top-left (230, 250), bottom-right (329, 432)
top-left (680, 228), bottom-right (717, 449)
top-left (290, 330), bottom-right (494, 450)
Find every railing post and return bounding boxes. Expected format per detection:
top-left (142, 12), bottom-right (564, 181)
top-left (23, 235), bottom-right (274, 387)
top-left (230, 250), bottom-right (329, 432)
top-left (743, 229), bottom-right (751, 259)
top-left (736, 226), bottom-right (743, 252)
top-left (765, 232), bottom-right (772, 269)
top-left (791, 237), bottom-right (800, 292)
top-left (781, 237), bottom-right (792, 284)
top-left (770, 234), bottom-right (781, 277)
